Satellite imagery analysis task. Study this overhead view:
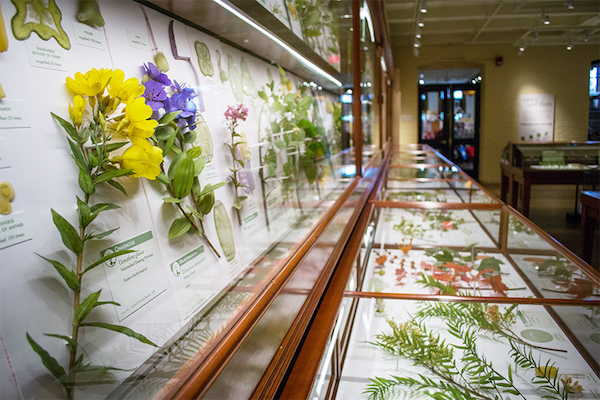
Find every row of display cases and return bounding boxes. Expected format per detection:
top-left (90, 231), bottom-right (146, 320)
top-left (281, 144), bottom-right (600, 400)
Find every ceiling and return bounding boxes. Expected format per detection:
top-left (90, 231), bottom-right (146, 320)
top-left (383, 0), bottom-right (600, 51)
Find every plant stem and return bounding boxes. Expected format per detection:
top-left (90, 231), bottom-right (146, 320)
top-left (197, 219), bottom-right (220, 257)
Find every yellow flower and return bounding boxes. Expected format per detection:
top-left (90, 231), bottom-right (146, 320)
top-left (68, 95), bottom-right (86, 127)
top-left (66, 68), bottom-right (113, 97)
top-left (121, 138), bottom-right (163, 180)
top-left (117, 96), bottom-right (158, 140)
top-left (107, 69), bottom-right (144, 104)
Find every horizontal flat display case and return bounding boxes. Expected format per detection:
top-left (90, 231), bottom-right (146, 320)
top-left (288, 144), bottom-right (600, 400)
top-left (502, 141), bottom-right (600, 169)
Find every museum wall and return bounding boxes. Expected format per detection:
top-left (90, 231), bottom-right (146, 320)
top-left (393, 42), bottom-right (598, 184)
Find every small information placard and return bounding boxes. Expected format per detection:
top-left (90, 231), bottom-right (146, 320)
top-left (101, 231), bottom-right (167, 320)
top-left (0, 100), bottom-right (30, 129)
top-left (73, 22), bottom-right (106, 50)
top-left (126, 29), bottom-right (151, 51)
top-left (169, 245), bottom-right (213, 319)
top-left (0, 211), bottom-right (31, 250)
top-left (25, 42), bottom-right (66, 71)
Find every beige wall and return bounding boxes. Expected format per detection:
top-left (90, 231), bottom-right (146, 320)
top-left (393, 43), bottom-right (598, 184)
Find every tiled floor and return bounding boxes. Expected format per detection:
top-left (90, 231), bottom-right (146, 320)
top-left (485, 183), bottom-right (599, 271)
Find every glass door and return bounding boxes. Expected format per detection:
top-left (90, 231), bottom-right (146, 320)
top-left (418, 86), bottom-right (449, 157)
top-left (419, 83), bottom-right (480, 180)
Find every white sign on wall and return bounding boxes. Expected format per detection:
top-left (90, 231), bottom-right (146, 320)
top-left (518, 94), bottom-right (555, 142)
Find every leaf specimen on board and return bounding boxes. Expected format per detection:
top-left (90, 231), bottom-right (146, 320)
top-left (11, 0), bottom-right (71, 49)
top-left (214, 200), bottom-right (236, 262)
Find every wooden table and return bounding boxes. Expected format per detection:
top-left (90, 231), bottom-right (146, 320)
top-left (580, 191), bottom-right (600, 264)
top-left (501, 164), bottom-right (597, 217)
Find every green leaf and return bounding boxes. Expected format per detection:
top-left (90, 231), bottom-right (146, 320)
top-left (90, 203), bottom-right (120, 213)
top-left (94, 169), bottom-right (134, 185)
top-left (154, 123), bottom-right (177, 141)
top-left (233, 200), bottom-right (242, 210)
top-left (51, 209), bottom-right (83, 255)
top-left (26, 333), bottom-right (71, 394)
top-left (163, 127), bottom-right (177, 155)
top-left (75, 290), bottom-right (101, 325)
top-left (258, 90), bottom-right (268, 102)
top-left (188, 146), bottom-right (202, 159)
top-left (83, 249), bottom-right (135, 274)
top-left (44, 334), bottom-right (78, 353)
top-left (78, 168), bottom-right (95, 197)
top-left (194, 157), bottom-right (205, 177)
top-left (305, 28), bottom-right (321, 37)
top-left (159, 111), bottom-right (182, 124)
top-left (77, 197), bottom-right (92, 228)
top-left (172, 157), bottom-right (195, 198)
top-left (275, 139), bottom-right (286, 150)
top-left (162, 197), bottom-right (183, 204)
top-left (183, 129), bottom-right (196, 144)
top-left (156, 171), bottom-right (170, 186)
top-left (106, 179), bottom-right (128, 195)
top-left (104, 141), bottom-right (128, 154)
top-left (80, 322), bottom-right (157, 347)
top-left (90, 227), bottom-right (119, 240)
top-left (200, 182), bottom-right (228, 196)
top-left (284, 93), bottom-right (296, 104)
top-left (36, 254), bottom-right (79, 291)
top-left (478, 257), bottom-right (503, 272)
top-left (169, 218), bottom-right (192, 239)
top-left (197, 191), bottom-right (215, 215)
top-left (75, 363), bottom-right (130, 373)
top-left (270, 101), bottom-right (282, 113)
top-left (283, 161), bottom-right (293, 176)
top-left (186, 206), bottom-right (203, 220)
top-left (67, 139), bottom-right (89, 174)
top-left (51, 112), bottom-right (78, 142)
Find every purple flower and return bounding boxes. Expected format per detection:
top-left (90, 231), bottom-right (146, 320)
top-left (144, 62), bottom-right (172, 86)
top-left (164, 81), bottom-right (198, 130)
top-left (224, 103), bottom-right (248, 124)
top-left (143, 80), bottom-right (168, 111)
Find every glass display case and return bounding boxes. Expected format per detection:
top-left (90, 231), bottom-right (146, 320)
top-left (281, 144), bottom-right (600, 400)
top-left (0, 0), bottom-right (392, 399)
top-left (500, 141), bottom-right (600, 217)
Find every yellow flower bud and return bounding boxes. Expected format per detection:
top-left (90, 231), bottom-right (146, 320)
top-left (68, 95), bottom-right (86, 127)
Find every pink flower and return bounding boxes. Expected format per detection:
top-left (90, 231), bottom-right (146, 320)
top-left (442, 221), bottom-right (453, 230)
top-left (224, 103), bottom-right (249, 123)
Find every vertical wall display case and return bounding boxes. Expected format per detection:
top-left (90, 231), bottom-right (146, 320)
top-left (0, 0), bottom-right (392, 398)
top-left (280, 145), bottom-right (600, 400)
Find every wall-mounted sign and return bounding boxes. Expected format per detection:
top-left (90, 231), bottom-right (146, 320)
top-left (519, 94), bottom-right (555, 142)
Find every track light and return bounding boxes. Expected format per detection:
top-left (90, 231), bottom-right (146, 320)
top-left (418, 19), bottom-right (425, 28)
top-left (415, 26), bottom-right (422, 39)
top-left (565, 0), bottom-right (574, 10)
top-left (413, 38), bottom-right (421, 48)
top-left (567, 40), bottom-right (573, 51)
top-left (542, 9), bottom-right (550, 25)
top-left (420, 0), bottom-right (427, 13)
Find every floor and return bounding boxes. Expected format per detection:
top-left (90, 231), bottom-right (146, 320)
top-left (484, 183), bottom-right (599, 271)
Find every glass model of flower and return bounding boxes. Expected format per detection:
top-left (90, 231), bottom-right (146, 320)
top-left (30, 68), bottom-right (161, 400)
top-left (258, 66), bottom-right (327, 208)
top-left (224, 103), bottom-right (250, 225)
top-left (141, 62), bottom-right (227, 256)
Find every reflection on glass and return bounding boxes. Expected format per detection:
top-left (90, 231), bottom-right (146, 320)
top-left (421, 91), bottom-right (444, 140)
top-left (453, 89), bottom-right (476, 139)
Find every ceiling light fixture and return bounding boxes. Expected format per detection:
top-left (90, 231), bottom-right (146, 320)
top-left (420, 0), bottom-right (427, 14)
top-left (213, 0), bottom-right (342, 87)
top-left (418, 18), bottom-right (424, 28)
top-left (413, 38), bottom-right (422, 48)
top-left (542, 9), bottom-right (550, 25)
top-left (567, 40), bottom-right (573, 51)
top-left (415, 26), bottom-right (422, 39)
top-left (565, 0), bottom-right (574, 10)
